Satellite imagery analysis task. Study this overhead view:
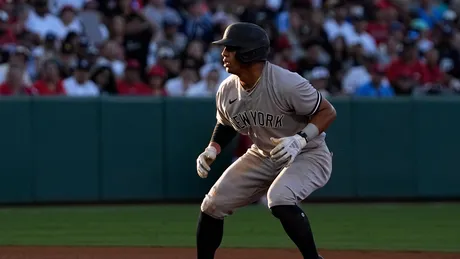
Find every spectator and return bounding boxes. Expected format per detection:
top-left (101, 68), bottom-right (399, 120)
top-left (386, 40), bottom-right (429, 94)
top-left (49, 0), bottom-right (87, 14)
top-left (389, 21), bottom-right (406, 43)
top-left (342, 55), bottom-right (376, 95)
top-left (25, 0), bottom-right (67, 40)
top-left (156, 12), bottom-right (188, 54)
top-left (180, 1), bottom-right (213, 42)
top-left (415, 0), bottom-right (446, 29)
top-left (143, 0), bottom-right (182, 33)
top-left (349, 13), bottom-right (378, 56)
top-left (409, 20), bottom-right (433, 53)
top-left (0, 45), bottom-right (32, 86)
top-left (182, 39), bottom-right (205, 68)
top-left (0, 63), bottom-right (35, 95)
top-left (62, 59), bottom-right (99, 96)
top-left (117, 59), bottom-right (151, 95)
top-left (165, 63), bottom-right (198, 96)
top-left (116, 0), bottom-right (154, 77)
top-left (0, 0), bottom-right (458, 100)
top-left (109, 15), bottom-right (126, 45)
top-left (424, 47), bottom-right (445, 86)
top-left (279, 8), bottom-right (305, 60)
top-left (366, 8), bottom-right (390, 46)
top-left (90, 65), bottom-right (118, 95)
top-left (323, 1), bottom-right (356, 46)
top-left (354, 64), bottom-right (394, 97)
top-left (297, 42), bottom-right (327, 77)
top-left (272, 36), bottom-right (297, 72)
top-left (86, 45), bottom-right (101, 66)
top-left (0, 10), bottom-right (16, 45)
top-left (57, 41), bottom-right (77, 78)
top-left (437, 25), bottom-right (460, 79)
top-left (33, 33), bottom-right (59, 65)
top-left (186, 63), bottom-right (220, 97)
top-left (147, 64), bottom-right (168, 96)
top-left (238, 0), bottom-right (275, 25)
top-left (377, 35), bottom-right (401, 66)
top-left (328, 35), bottom-right (353, 91)
top-left (63, 31), bottom-right (80, 49)
top-left (96, 40), bottom-right (126, 78)
top-left (77, 37), bottom-right (91, 60)
top-left (58, 5), bottom-right (83, 35)
top-left (33, 59), bottom-right (65, 95)
top-left (306, 66), bottom-right (332, 98)
top-left (156, 45), bottom-right (181, 78)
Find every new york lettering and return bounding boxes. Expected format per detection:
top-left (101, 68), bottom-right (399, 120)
top-left (231, 110), bottom-right (284, 129)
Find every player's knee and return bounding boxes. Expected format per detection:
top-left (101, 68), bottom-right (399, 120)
top-left (267, 184), bottom-right (297, 209)
top-left (200, 193), bottom-right (232, 220)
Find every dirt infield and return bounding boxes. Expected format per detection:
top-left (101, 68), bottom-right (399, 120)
top-left (0, 247), bottom-right (459, 259)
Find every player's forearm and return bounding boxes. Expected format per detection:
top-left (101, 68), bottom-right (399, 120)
top-left (209, 123), bottom-right (238, 154)
top-left (301, 99), bottom-right (336, 140)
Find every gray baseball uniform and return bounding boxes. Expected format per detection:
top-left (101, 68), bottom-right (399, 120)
top-left (201, 62), bottom-right (333, 219)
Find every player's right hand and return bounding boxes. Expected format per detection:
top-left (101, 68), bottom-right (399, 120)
top-left (197, 146), bottom-right (217, 178)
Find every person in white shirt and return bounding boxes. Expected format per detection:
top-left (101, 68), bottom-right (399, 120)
top-left (323, 1), bottom-right (356, 46)
top-left (165, 64), bottom-right (198, 96)
top-left (348, 15), bottom-right (377, 56)
top-left (48, 0), bottom-right (86, 15)
top-left (25, 0), bottom-right (67, 40)
top-left (342, 55), bottom-right (390, 95)
top-left (96, 41), bottom-right (126, 78)
top-left (63, 59), bottom-right (99, 96)
top-left (186, 63), bottom-right (222, 97)
top-left (58, 5), bottom-right (83, 35)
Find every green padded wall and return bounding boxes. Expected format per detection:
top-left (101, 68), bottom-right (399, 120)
top-left (413, 97), bottom-right (460, 197)
top-left (0, 97), bottom-right (458, 204)
top-left (0, 97), bottom-right (34, 203)
top-left (100, 97), bottom-right (164, 200)
top-left (31, 97), bottom-right (100, 202)
top-left (351, 98), bottom-right (417, 198)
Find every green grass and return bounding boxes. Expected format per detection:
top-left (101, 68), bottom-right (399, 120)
top-left (0, 203), bottom-right (459, 252)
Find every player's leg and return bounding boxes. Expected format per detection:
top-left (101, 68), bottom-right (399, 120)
top-left (267, 143), bottom-right (332, 259)
top-left (197, 147), bottom-right (275, 259)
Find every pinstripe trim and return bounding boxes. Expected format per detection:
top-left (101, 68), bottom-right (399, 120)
top-left (307, 91), bottom-right (322, 116)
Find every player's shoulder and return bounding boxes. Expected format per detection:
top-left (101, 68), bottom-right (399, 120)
top-left (267, 62), bottom-right (309, 91)
top-left (216, 74), bottom-right (239, 95)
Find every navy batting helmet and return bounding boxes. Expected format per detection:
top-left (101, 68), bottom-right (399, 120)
top-left (212, 22), bottom-right (270, 63)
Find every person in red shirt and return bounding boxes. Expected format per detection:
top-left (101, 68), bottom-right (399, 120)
top-left (366, 8), bottom-right (389, 46)
top-left (33, 59), bottom-right (65, 95)
top-left (147, 65), bottom-right (168, 96)
top-left (0, 10), bottom-right (16, 45)
top-left (0, 63), bottom-right (35, 95)
top-left (423, 48), bottom-right (444, 85)
top-left (117, 59), bottom-right (151, 95)
top-left (386, 40), bottom-right (429, 94)
top-left (272, 35), bottom-right (297, 72)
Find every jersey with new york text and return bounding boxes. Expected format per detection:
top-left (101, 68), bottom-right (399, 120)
top-left (215, 62), bottom-right (326, 156)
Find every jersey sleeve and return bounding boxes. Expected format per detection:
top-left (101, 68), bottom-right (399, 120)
top-left (215, 88), bottom-right (232, 126)
top-left (285, 78), bottom-right (322, 116)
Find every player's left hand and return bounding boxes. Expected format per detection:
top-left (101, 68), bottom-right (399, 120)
top-left (270, 135), bottom-right (307, 166)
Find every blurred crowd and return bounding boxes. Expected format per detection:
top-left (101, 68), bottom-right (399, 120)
top-left (1, 0), bottom-right (460, 97)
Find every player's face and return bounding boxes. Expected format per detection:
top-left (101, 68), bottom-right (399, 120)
top-left (221, 46), bottom-right (241, 74)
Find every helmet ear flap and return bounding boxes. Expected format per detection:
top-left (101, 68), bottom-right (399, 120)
top-left (236, 50), bottom-right (254, 63)
top-left (236, 47), bottom-right (270, 63)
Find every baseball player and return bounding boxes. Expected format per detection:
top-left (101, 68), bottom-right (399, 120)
top-left (195, 22), bottom-right (336, 259)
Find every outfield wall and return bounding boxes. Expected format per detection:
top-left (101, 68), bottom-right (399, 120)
top-left (0, 96), bottom-right (458, 204)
